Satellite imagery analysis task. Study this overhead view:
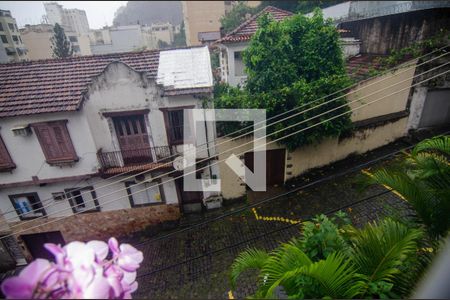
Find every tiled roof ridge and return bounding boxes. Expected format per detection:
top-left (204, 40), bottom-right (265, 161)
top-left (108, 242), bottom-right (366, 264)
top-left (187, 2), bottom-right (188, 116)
top-left (0, 45), bottom-right (207, 67)
top-left (217, 5), bottom-right (293, 43)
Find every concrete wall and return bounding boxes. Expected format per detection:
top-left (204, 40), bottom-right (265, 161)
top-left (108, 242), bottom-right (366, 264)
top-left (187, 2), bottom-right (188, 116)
top-left (348, 60), bottom-right (416, 122)
top-left (12, 203), bottom-right (180, 260)
top-left (21, 27), bottom-right (53, 60)
top-left (217, 62), bottom-right (417, 199)
top-left (338, 8), bottom-right (450, 54)
top-left (218, 118), bottom-right (408, 199)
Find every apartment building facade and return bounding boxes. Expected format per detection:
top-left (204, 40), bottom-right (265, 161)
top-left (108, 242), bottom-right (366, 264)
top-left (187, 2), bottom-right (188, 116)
top-left (44, 2), bottom-right (90, 35)
top-left (0, 9), bottom-right (27, 63)
top-left (20, 24), bottom-right (91, 60)
top-left (0, 46), bottom-right (218, 261)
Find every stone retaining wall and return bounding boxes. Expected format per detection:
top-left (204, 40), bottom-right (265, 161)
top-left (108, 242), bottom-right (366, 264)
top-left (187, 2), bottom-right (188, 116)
top-left (11, 204), bottom-right (180, 260)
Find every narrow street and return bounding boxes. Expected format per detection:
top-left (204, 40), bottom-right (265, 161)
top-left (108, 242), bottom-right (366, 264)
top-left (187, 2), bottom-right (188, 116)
top-left (132, 137), bottom-right (420, 298)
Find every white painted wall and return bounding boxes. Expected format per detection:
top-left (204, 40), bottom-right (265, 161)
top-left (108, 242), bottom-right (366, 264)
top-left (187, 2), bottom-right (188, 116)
top-left (220, 42), bottom-right (248, 87)
top-left (0, 174), bottom-right (179, 223)
top-left (0, 112), bottom-right (98, 185)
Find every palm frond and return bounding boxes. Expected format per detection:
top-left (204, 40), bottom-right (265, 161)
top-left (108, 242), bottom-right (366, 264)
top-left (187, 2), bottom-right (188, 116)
top-left (367, 169), bottom-right (435, 225)
top-left (258, 243), bottom-right (312, 295)
top-left (351, 219), bottom-right (423, 285)
top-left (412, 135), bottom-right (450, 156)
top-left (265, 252), bottom-right (363, 298)
top-left (230, 248), bottom-right (270, 288)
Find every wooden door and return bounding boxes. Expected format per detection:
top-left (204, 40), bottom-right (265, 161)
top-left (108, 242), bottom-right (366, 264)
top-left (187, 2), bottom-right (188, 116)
top-left (175, 177), bottom-right (204, 204)
top-left (21, 231), bottom-right (65, 261)
top-left (113, 115), bottom-right (151, 164)
top-left (245, 149), bottom-right (286, 187)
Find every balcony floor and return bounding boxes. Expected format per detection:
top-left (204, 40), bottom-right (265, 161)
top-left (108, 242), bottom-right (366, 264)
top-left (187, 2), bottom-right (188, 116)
top-left (100, 162), bottom-right (173, 177)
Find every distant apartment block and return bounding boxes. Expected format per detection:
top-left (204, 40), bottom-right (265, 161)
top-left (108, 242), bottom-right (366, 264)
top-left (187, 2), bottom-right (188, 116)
top-left (182, 1), bottom-right (260, 46)
top-left (20, 24), bottom-right (91, 60)
top-left (0, 9), bottom-right (27, 63)
top-left (182, 1), bottom-right (227, 46)
top-left (89, 24), bottom-right (175, 55)
top-left (44, 2), bottom-right (89, 35)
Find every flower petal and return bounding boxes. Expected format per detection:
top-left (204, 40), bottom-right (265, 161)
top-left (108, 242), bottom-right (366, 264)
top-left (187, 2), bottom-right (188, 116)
top-left (86, 240), bottom-right (109, 261)
top-left (20, 258), bottom-right (53, 286)
top-left (64, 241), bottom-right (95, 268)
top-left (44, 243), bottom-right (65, 265)
top-left (108, 237), bottom-right (120, 255)
top-left (1, 277), bottom-right (34, 299)
top-left (82, 273), bottom-right (111, 299)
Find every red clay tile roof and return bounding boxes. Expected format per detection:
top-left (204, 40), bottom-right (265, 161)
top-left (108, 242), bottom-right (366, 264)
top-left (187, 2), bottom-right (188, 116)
top-left (346, 54), bottom-right (413, 81)
top-left (0, 51), bottom-right (160, 118)
top-left (216, 6), bottom-right (293, 44)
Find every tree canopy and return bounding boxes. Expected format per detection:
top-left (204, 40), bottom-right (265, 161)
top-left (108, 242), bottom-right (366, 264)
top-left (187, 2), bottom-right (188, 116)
top-left (51, 23), bottom-right (73, 58)
top-left (215, 10), bottom-right (352, 150)
top-left (171, 21), bottom-right (186, 47)
top-left (220, 2), bottom-right (260, 34)
top-left (220, 1), bottom-right (348, 35)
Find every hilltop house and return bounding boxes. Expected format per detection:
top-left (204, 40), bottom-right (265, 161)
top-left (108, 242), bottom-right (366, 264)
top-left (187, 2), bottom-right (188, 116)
top-left (214, 6), bottom-right (361, 87)
top-left (0, 46), bottom-right (219, 261)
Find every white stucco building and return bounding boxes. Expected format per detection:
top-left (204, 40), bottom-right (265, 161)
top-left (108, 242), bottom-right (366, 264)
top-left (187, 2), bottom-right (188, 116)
top-left (0, 46), bottom-right (218, 261)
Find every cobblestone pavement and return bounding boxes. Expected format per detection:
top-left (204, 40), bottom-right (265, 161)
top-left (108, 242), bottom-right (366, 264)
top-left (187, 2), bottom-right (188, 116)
top-left (132, 154), bottom-right (414, 299)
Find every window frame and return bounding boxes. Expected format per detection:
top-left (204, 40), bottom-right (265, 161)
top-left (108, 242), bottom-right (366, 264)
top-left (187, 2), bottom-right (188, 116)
top-left (31, 120), bottom-right (78, 165)
top-left (9, 193), bottom-right (46, 220)
top-left (64, 186), bottom-right (100, 214)
top-left (234, 51), bottom-right (245, 77)
top-left (161, 106), bottom-right (195, 146)
top-left (0, 133), bottom-right (16, 172)
top-left (0, 35), bottom-right (8, 43)
top-left (125, 179), bottom-right (166, 208)
top-left (7, 23), bottom-right (14, 31)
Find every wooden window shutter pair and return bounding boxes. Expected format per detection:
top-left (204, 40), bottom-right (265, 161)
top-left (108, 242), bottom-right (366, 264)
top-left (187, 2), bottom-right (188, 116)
top-left (32, 120), bottom-right (78, 164)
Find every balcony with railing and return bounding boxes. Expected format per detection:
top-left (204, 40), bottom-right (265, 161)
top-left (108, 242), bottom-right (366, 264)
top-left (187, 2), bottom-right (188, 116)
top-left (97, 146), bottom-right (172, 176)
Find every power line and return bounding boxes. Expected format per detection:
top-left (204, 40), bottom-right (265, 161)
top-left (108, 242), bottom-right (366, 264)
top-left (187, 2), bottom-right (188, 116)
top-left (135, 129), bottom-right (450, 246)
top-left (135, 189), bottom-right (393, 278)
top-left (2, 67), bottom-right (448, 240)
top-left (1, 46), bottom-right (446, 221)
top-left (4, 61), bottom-right (448, 228)
top-left (2, 53), bottom-right (450, 227)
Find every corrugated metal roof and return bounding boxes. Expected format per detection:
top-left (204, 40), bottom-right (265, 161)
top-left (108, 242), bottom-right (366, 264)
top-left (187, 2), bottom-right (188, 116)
top-left (157, 46), bottom-right (213, 90)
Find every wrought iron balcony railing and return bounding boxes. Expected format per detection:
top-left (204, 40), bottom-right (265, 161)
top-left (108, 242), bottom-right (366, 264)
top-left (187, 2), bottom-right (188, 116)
top-left (97, 146), bottom-right (172, 171)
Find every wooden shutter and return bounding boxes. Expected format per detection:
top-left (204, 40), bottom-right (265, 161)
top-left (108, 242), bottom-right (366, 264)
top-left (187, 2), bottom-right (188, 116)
top-left (32, 120), bottom-right (78, 164)
top-left (0, 134), bottom-right (16, 171)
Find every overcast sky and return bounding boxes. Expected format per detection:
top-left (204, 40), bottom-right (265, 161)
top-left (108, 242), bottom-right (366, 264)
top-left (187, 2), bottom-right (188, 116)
top-left (1, 1), bottom-right (128, 29)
